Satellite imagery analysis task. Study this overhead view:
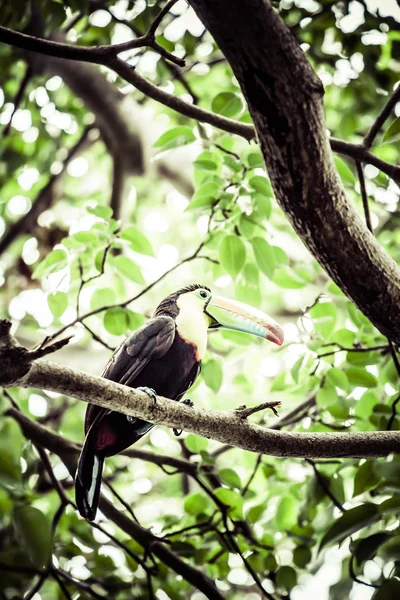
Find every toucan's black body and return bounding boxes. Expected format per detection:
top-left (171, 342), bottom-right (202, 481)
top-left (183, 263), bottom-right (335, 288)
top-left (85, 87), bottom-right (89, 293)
top-left (76, 288), bottom-right (202, 521)
top-left (75, 283), bottom-right (283, 521)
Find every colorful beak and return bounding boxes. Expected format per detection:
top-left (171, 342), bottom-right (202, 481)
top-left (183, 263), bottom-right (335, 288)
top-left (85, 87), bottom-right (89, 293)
top-left (205, 295), bottom-right (284, 346)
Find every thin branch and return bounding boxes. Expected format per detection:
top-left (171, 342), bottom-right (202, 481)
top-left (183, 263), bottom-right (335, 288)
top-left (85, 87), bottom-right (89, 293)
top-left (305, 459), bottom-right (345, 512)
top-left (42, 237), bottom-right (208, 345)
top-left (241, 453), bottom-right (262, 496)
top-left (317, 343), bottom-right (389, 359)
top-left (0, 27), bottom-right (399, 184)
top-left (2, 64), bottom-right (32, 137)
top-left (363, 85), bottom-right (400, 149)
top-left (55, 568), bottom-right (107, 600)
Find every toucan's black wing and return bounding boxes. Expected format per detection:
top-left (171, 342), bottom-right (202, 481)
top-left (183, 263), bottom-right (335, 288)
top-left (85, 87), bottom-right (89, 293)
top-left (84, 316), bottom-right (176, 433)
top-left (102, 315), bottom-right (176, 384)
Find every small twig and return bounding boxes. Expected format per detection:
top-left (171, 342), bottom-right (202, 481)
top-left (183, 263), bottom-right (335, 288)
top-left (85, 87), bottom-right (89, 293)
top-left (51, 567), bottom-right (74, 600)
top-left (103, 480), bottom-right (139, 523)
top-left (55, 567), bottom-right (106, 600)
top-left (42, 237), bottom-right (208, 344)
top-left (317, 343), bottom-right (389, 359)
top-left (241, 453), bottom-right (262, 496)
top-left (305, 459), bottom-right (345, 512)
top-left (349, 553), bottom-right (379, 588)
top-left (363, 85), bottom-right (400, 149)
top-left (3, 64), bottom-right (32, 137)
top-left (81, 323), bottom-right (116, 351)
top-left (235, 400), bottom-right (281, 419)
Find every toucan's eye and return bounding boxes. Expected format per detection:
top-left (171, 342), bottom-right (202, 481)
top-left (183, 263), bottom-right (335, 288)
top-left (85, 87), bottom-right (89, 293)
top-left (199, 290), bottom-right (209, 299)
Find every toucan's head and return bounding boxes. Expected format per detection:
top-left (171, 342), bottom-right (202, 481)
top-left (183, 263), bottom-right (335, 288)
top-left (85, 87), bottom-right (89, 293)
top-left (154, 284), bottom-right (283, 359)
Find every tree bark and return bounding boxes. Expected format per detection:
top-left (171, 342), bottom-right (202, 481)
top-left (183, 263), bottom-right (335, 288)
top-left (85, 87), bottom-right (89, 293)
top-left (188, 0), bottom-right (400, 343)
top-left (5, 360), bottom-right (400, 459)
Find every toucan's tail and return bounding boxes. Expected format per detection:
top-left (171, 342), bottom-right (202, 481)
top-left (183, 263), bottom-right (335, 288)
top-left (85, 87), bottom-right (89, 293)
top-left (75, 437), bottom-right (104, 521)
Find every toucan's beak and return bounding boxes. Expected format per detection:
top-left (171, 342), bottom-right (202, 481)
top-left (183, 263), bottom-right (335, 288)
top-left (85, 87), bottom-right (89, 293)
top-left (205, 295), bottom-right (284, 346)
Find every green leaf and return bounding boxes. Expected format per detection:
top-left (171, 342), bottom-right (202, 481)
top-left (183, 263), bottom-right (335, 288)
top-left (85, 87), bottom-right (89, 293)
top-left (334, 156), bottom-right (356, 185)
top-left (354, 391), bottom-right (378, 419)
top-left (215, 488), bottom-right (244, 518)
top-left (247, 503), bottom-right (266, 523)
top-left (251, 237), bottom-right (276, 279)
top-left (103, 307), bottom-right (130, 335)
top-left (246, 151), bottom-right (264, 168)
top-left (185, 434), bottom-right (208, 454)
top-left (90, 287), bottom-right (117, 311)
top-left (218, 235), bottom-right (246, 279)
top-left (184, 493), bottom-right (209, 516)
top-left (87, 204), bottom-right (113, 220)
top-left (12, 506), bottom-right (52, 569)
top-left (47, 292), bottom-right (68, 318)
top-left (32, 249), bottom-right (68, 280)
top-left (187, 182), bottom-right (220, 211)
top-left (219, 469), bottom-right (241, 490)
top-left (273, 268), bottom-right (307, 289)
top-left (120, 226), bottom-right (154, 256)
top-left (354, 532), bottom-right (391, 565)
top-left (153, 126), bottom-right (196, 151)
top-left (346, 367), bottom-right (378, 388)
top-left (310, 302), bottom-right (337, 339)
top-left (211, 92), bottom-right (243, 118)
top-left (253, 192), bottom-right (272, 219)
top-left (127, 310), bottom-right (145, 331)
top-left (382, 116), bottom-right (400, 144)
top-left (353, 461), bottom-right (381, 497)
top-left (202, 358), bottom-right (223, 392)
top-left (379, 497), bottom-right (400, 516)
top-left (194, 151), bottom-right (219, 172)
top-left (110, 255), bottom-right (145, 285)
top-left (316, 383), bottom-right (337, 408)
top-left (293, 546), bottom-right (312, 568)
top-left (326, 368), bottom-right (349, 392)
top-left (276, 566), bottom-right (297, 591)
top-left (276, 496), bottom-right (298, 530)
top-left (249, 175), bottom-right (273, 196)
top-left (319, 503), bottom-right (379, 549)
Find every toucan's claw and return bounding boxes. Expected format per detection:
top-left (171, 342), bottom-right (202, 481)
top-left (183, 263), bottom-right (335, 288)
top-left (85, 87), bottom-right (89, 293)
top-left (138, 386), bottom-right (157, 404)
top-left (182, 398), bottom-right (194, 408)
top-left (173, 398), bottom-right (194, 436)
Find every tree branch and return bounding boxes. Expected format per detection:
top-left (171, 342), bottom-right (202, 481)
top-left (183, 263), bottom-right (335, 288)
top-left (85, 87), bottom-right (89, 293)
top-left (3, 359), bottom-right (400, 459)
top-left (363, 84), bottom-right (400, 149)
top-left (186, 0), bottom-right (400, 344)
top-left (1, 26), bottom-right (399, 184)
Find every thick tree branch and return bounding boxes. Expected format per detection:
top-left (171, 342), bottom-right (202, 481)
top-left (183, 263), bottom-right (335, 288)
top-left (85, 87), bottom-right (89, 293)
top-left (3, 360), bottom-right (400, 459)
top-left (187, 0), bottom-right (400, 343)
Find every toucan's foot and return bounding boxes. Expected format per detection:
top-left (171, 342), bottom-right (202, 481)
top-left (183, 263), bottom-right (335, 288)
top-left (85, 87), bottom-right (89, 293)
top-left (173, 399), bottom-right (194, 436)
top-left (182, 399), bottom-right (194, 408)
top-left (138, 387), bottom-right (157, 404)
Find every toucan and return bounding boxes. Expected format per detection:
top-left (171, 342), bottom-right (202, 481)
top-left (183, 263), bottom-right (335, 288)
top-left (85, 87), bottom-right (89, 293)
top-left (75, 284), bottom-right (284, 520)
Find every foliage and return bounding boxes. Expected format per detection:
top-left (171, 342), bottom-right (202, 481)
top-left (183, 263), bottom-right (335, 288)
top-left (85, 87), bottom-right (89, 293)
top-left (0, 1), bottom-right (400, 599)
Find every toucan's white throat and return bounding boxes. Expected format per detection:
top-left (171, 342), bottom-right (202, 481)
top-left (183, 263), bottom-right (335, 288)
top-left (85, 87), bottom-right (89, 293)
top-left (176, 294), bottom-right (209, 360)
